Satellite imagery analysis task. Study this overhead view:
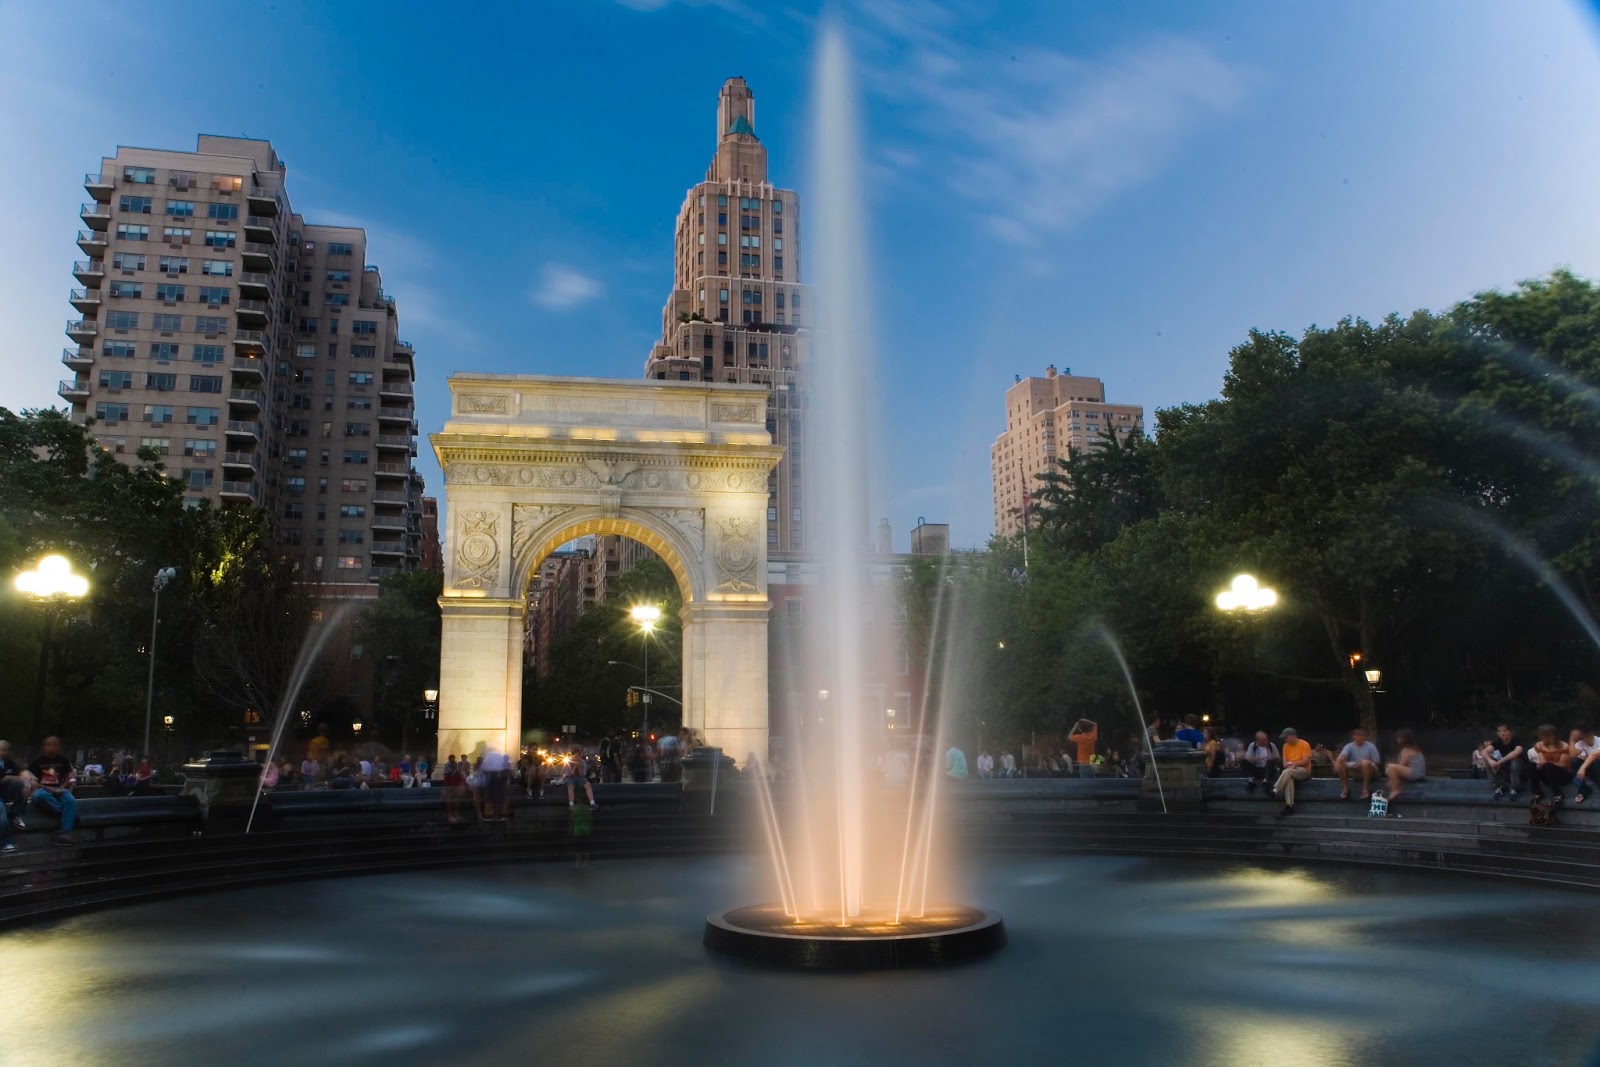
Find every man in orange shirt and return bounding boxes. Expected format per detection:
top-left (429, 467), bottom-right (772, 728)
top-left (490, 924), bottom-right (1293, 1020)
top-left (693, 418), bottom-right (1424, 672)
top-left (1273, 727), bottom-right (1314, 815)
top-left (1068, 719), bottom-right (1098, 768)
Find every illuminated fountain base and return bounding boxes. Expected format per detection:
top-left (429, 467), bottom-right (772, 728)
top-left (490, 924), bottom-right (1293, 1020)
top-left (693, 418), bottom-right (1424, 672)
top-left (704, 903), bottom-right (1005, 970)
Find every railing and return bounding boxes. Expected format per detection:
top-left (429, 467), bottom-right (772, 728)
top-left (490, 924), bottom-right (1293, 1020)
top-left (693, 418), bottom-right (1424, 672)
top-left (369, 542), bottom-right (406, 555)
top-left (73, 259), bottom-right (104, 275)
top-left (374, 462), bottom-right (410, 475)
top-left (231, 357), bottom-right (265, 374)
top-left (77, 229), bottom-right (106, 244)
top-left (394, 340), bottom-right (414, 353)
top-left (237, 271), bottom-right (272, 290)
top-left (236, 299), bottom-right (268, 314)
top-left (58, 379), bottom-right (89, 395)
top-left (69, 287), bottom-right (99, 303)
top-left (369, 566), bottom-right (399, 579)
top-left (377, 406), bottom-right (412, 420)
top-left (243, 215), bottom-right (275, 229)
top-left (227, 389), bottom-right (264, 405)
top-left (232, 330), bottom-right (266, 345)
top-left (80, 202), bottom-right (110, 221)
top-left (375, 435), bottom-right (412, 449)
top-left (62, 348), bottom-right (94, 367)
top-left (85, 172), bottom-right (112, 187)
top-left (373, 492), bottom-right (409, 505)
top-left (66, 319), bottom-right (97, 334)
top-left (220, 480), bottom-right (259, 500)
top-left (379, 382), bottom-right (414, 396)
top-left (241, 242), bottom-right (274, 258)
top-left (225, 420), bottom-right (262, 437)
top-left (222, 451), bottom-right (260, 470)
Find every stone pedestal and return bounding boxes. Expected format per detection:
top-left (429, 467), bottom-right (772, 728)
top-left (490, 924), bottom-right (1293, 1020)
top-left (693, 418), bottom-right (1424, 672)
top-left (681, 746), bottom-right (738, 814)
top-left (180, 750), bottom-right (265, 831)
top-left (1139, 740), bottom-right (1209, 813)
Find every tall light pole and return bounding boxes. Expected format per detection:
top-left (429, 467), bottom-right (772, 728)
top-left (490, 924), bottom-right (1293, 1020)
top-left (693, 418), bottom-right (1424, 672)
top-left (143, 566), bottom-right (178, 758)
top-left (630, 603), bottom-right (662, 739)
top-left (1215, 573), bottom-right (1278, 723)
top-left (15, 554), bottom-right (90, 743)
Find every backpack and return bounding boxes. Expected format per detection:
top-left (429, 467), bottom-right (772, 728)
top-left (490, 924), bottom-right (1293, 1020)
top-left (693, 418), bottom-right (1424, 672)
top-left (1529, 801), bottom-right (1559, 827)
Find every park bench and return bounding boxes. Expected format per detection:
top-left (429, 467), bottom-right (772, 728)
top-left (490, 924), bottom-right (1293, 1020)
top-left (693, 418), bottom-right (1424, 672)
top-left (18, 794), bottom-right (202, 842)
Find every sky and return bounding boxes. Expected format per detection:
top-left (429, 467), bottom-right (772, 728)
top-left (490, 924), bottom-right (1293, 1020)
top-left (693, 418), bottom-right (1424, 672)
top-left (2, 0), bottom-right (1599, 549)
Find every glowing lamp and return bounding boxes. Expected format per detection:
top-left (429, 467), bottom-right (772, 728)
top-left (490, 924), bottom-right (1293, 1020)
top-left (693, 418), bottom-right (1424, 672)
top-left (15, 554), bottom-right (89, 599)
top-left (1215, 573), bottom-right (1277, 613)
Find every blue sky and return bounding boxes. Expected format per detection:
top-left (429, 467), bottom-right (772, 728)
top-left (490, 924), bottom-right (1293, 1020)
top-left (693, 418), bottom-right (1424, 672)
top-left (2, 0), bottom-right (1599, 548)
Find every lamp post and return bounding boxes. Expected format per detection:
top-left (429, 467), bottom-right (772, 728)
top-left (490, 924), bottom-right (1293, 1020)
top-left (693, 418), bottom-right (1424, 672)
top-left (142, 566), bottom-right (177, 759)
top-left (15, 554), bottom-right (90, 743)
top-left (1215, 573), bottom-right (1278, 723)
top-left (163, 714), bottom-right (174, 768)
top-left (630, 603), bottom-right (662, 739)
top-left (422, 687), bottom-right (439, 755)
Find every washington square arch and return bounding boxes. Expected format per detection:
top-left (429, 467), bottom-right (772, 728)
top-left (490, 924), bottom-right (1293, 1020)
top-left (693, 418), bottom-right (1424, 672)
top-left (431, 374), bottom-right (783, 765)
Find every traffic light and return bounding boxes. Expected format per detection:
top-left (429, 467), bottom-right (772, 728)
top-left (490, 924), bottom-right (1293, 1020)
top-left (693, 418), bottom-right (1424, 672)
top-left (626, 689), bottom-right (638, 707)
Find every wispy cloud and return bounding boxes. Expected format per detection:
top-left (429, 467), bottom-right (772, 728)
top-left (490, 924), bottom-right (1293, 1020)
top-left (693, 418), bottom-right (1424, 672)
top-left (612, 0), bottom-right (764, 26)
top-left (532, 264), bottom-right (604, 311)
top-left (855, 0), bottom-right (1250, 243)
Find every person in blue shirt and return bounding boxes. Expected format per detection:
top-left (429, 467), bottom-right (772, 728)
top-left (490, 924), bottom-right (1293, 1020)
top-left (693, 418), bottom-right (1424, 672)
top-left (1173, 715), bottom-right (1206, 748)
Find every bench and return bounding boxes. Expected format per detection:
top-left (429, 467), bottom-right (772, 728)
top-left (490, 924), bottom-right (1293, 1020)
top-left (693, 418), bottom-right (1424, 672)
top-left (19, 794), bottom-right (203, 842)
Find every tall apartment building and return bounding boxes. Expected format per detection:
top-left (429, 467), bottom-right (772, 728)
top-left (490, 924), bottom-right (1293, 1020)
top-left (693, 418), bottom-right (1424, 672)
top-left (61, 136), bottom-right (425, 592)
top-left (642, 77), bottom-right (809, 552)
top-left (990, 364), bottom-right (1144, 538)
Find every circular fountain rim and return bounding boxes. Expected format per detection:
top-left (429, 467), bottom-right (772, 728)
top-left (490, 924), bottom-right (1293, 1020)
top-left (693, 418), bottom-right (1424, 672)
top-left (704, 903), bottom-right (1006, 970)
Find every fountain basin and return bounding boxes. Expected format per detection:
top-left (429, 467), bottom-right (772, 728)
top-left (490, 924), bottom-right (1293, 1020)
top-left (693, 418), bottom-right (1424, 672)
top-left (704, 903), bottom-right (1005, 970)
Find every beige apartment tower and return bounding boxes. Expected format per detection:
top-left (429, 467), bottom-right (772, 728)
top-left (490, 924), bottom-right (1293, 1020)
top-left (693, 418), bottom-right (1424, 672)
top-left (643, 77), bottom-right (809, 552)
top-left (990, 365), bottom-right (1144, 538)
top-left (62, 136), bottom-right (425, 591)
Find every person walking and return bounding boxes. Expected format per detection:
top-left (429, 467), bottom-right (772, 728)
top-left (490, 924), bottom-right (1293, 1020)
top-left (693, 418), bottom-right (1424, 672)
top-left (1272, 727), bottom-right (1313, 816)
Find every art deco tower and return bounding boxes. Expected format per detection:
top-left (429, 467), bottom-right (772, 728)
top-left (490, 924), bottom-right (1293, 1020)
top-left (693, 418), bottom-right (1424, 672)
top-left (644, 78), bottom-right (809, 552)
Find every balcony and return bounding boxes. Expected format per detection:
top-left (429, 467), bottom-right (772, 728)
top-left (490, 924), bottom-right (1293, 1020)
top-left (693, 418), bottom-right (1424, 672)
top-left (368, 566), bottom-right (400, 581)
top-left (227, 388), bottom-right (264, 409)
top-left (231, 330), bottom-right (267, 355)
top-left (374, 462), bottom-right (410, 479)
top-left (246, 185), bottom-right (279, 216)
top-left (61, 348), bottom-right (95, 371)
top-left (375, 435), bottom-right (414, 454)
top-left (370, 542), bottom-right (406, 557)
top-left (73, 260), bottom-right (104, 285)
top-left (373, 491), bottom-right (409, 506)
top-left (65, 319), bottom-right (97, 341)
top-left (230, 356), bottom-right (266, 379)
top-left (240, 242), bottom-right (275, 270)
top-left (79, 202), bottom-right (111, 230)
top-left (58, 379), bottom-right (89, 401)
top-left (235, 299), bottom-right (268, 325)
top-left (371, 515), bottom-right (407, 533)
top-left (219, 480), bottom-right (259, 502)
top-left (378, 381), bottom-right (413, 400)
top-left (237, 272), bottom-right (272, 297)
top-left (69, 287), bottom-right (101, 313)
top-left (77, 229), bottom-right (107, 254)
top-left (221, 451), bottom-right (260, 472)
top-left (242, 216), bottom-right (276, 242)
top-left (84, 172), bottom-right (114, 201)
top-left (225, 420), bottom-right (262, 441)
top-left (377, 405), bottom-right (413, 424)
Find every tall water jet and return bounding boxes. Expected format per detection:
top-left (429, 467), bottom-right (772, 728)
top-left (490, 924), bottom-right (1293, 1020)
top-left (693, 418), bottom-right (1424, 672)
top-left (704, 21), bottom-right (1003, 969)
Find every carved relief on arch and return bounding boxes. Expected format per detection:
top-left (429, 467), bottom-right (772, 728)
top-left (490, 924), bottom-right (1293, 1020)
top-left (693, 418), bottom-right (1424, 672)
top-left (713, 516), bottom-right (760, 594)
top-left (511, 504), bottom-right (577, 585)
top-left (453, 510), bottom-right (501, 590)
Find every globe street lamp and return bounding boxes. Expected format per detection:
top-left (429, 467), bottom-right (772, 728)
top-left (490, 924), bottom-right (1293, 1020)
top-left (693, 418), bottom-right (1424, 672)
top-left (142, 566), bottom-right (178, 759)
top-left (15, 554), bottom-right (90, 742)
top-left (1215, 572), bottom-right (1278, 723)
top-left (630, 603), bottom-right (663, 738)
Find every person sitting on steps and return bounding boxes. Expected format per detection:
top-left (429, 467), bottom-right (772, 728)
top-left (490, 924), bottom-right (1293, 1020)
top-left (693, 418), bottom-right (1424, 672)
top-left (565, 747), bottom-right (597, 811)
top-left (1383, 729), bottom-right (1426, 806)
top-left (28, 736), bottom-right (78, 846)
top-left (1272, 727), bottom-right (1313, 817)
top-left (1488, 723), bottom-right (1528, 801)
top-left (1530, 724), bottom-right (1574, 808)
top-left (1335, 727), bottom-right (1382, 801)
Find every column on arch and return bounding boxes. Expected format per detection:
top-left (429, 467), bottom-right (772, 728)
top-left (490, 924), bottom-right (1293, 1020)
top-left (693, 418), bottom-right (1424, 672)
top-left (680, 600), bottom-right (770, 765)
top-left (436, 596), bottom-right (526, 762)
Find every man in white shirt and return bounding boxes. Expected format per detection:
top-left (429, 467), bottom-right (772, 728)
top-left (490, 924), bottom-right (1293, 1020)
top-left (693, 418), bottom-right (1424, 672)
top-left (1334, 728), bottom-right (1382, 801)
top-left (1572, 725), bottom-right (1600, 803)
top-left (1242, 731), bottom-right (1279, 794)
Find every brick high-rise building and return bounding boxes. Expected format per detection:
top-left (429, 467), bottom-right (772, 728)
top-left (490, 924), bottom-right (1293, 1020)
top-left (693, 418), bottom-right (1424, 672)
top-left (990, 364), bottom-right (1144, 538)
top-left (643, 77), bottom-right (809, 553)
top-left (61, 136), bottom-right (425, 591)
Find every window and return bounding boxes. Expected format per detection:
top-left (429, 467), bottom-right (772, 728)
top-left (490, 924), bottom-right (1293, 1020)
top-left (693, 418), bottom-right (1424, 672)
top-left (143, 404), bottom-right (174, 424)
top-left (287, 448), bottom-right (308, 464)
top-left (146, 372), bottom-right (177, 391)
top-left (156, 283), bottom-right (184, 302)
top-left (341, 478), bottom-right (368, 492)
top-left (111, 252), bottom-right (145, 271)
top-left (345, 422), bottom-right (370, 437)
top-left (346, 397), bottom-right (373, 411)
top-left (351, 345), bottom-right (376, 359)
top-left (95, 402), bottom-right (130, 423)
top-left (212, 175), bottom-right (243, 193)
top-left (201, 260), bottom-right (232, 276)
top-left (116, 224), bottom-right (149, 242)
top-left (773, 218), bottom-right (783, 234)
top-left (183, 468), bottom-right (213, 490)
top-left (349, 372), bottom-right (374, 386)
top-left (124, 167), bottom-right (155, 184)
top-left (325, 293), bottom-right (349, 306)
top-left (166, 201), bottom-right (195, 217)
top-left (118, 195), bottom-right (152, 214)
top-left (158, 256), bottom-right (189, 275)
top-left (351, 320), bottom-right (377, 335)
top-left (719, 289), bottom-right (729, 302)
top-left (198, 286), bottom-right (230, 305)
top-left (99, 436), bottom-right (127, 454)
top-left (773, 256), bottom-right (783, 272)
top-left (102, 341), bottom-right (136, 359)
top-left (337, 556), bottom-right (363, 570)
top-left (326, 270), bottom-right (351, 283)
top-left (138, 436), bottom-right (169, 455)
top-left (204, 231), bottom-right (236, 248)
top-left (717, 194), bottom-right (727, 206)
top-left (327, 318), bottom-right (339, 334)
top-left (327, 242), bottom-right (354, 256)
top-left (298, 318), bottom-right (317, 334)
top-left (98, 370), bottom-right (133, 390)
top-left (150, 342), bottom-right (180, 360)
top-left (108, 281), bottom-right (142, 298)
top-left (206, 203), bottom-right (238, 220)
top-left (286, 477), bottom-right (306, 495)
top-left (189, 375), bottom-right (222, 393)
top-left (342, 449), bottom-right (369, 464)
top-left (772, 199), bottom-right (782, 214)
top-left (718, 213), bottom-right (727, 226)
top-left (773, 238), bottom-right (783, 251)
top-left (767, 506), bottom-right (777, 521)
top-left (339, 505), bottom-right (367, 518)
top-left (183, 438), bottom-right (217, 457)
top-left (296, 343), bottom-right (317, 360)
top-left (717, 232), bottom-right (727, 245)
top-left (195, 315), bottom-right (227, 335)
top-left (153, 314), bottom-right (182, 332)
top-left (337, 531), bottom-right (366, 546)
top-left (162, 227), bottom-right (192, 243)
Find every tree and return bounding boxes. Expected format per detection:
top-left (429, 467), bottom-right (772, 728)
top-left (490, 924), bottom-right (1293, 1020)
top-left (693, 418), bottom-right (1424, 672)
top-left (357, 570), bottom-right (443, 751)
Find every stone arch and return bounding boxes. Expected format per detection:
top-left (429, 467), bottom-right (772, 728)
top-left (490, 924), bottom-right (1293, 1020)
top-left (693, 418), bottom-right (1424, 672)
top-left (512, 507), bottom-right (703, 605)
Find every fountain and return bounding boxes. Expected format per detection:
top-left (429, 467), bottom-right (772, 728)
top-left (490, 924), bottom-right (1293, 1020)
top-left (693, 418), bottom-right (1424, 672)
top-left (703, 23), bottom-right (1004, 970)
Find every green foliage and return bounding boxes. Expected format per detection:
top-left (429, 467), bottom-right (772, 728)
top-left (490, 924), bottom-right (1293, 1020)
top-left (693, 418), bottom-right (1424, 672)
top-left (356, 570), bottom-right (443, 750)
